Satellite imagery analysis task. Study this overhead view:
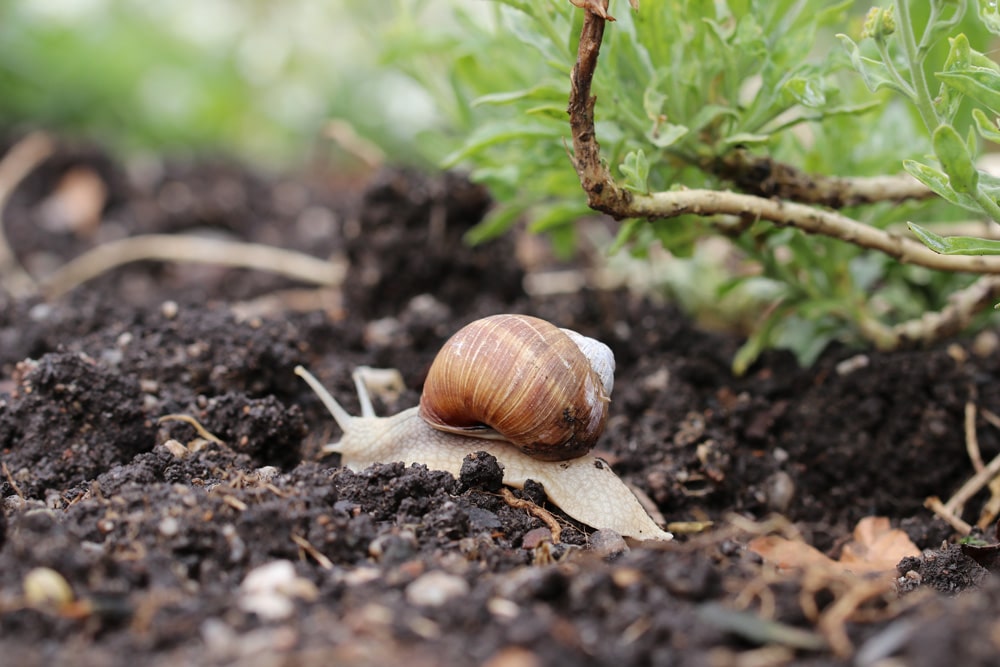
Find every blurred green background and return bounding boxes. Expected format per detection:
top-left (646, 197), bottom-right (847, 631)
top-left (0, 0), bottom-right (477, 167)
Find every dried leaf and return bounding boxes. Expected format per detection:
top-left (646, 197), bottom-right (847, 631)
top-left (749, 516), bottom-right (919, 576)
top-left (748, 536), bottom-right (838, 571)
top-left (38, 167), bottom-right (107, 236)
top-left (839, 516), bottom-right (921, 572)
top-left (568, 0), bottom-right (616, 21)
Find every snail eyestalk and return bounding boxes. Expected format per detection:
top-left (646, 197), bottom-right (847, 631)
top-left (294, 365), bottom-right (355, 432)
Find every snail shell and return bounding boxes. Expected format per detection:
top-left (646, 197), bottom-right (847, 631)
top-left (418, 314), bottom-right (614, 461)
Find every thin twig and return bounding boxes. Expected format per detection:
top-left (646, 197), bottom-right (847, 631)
top-left (711, 150), bottom-right (935, 208)
top-left (290, 533), bottom-right (334, 570)
top-left (625, 189), bottom-right (1000, 274)
top-left (158, 414), bottom-right (225, 445)
top-left (0, 132), bottom-right (55, 296)
top-left (567, 2), bottom-right (630, 213)
top-left (501, 487), bottom-right (563, 544)
top-left (956, 399), bottom-right (1000, 529)
top-left (815, 575), bottom-right (902, 658)
top-left (41, 234), bottom-right (347, 299)
top-left (324, 119), bottom-right (385, 170)
top-left (966, 401), bottom-right (985, 473)
top-left (2, 462), bottom-right (25, 500)
top-left (981, 408), bottom-right (1000, 431)
top-left (924, 496), bottom-right (973, 535)
top-left (939, 445), bottom-right (1000, 526)
top-left (864, 275), bottom-right (1000, 349)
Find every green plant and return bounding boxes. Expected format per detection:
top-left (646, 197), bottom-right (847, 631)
top-left (845, 3), bottom-right (1000, 256)
top-left (383, 0), bottom-right (1000, 371)
top-left (0, 2), bottom-right (432, 166)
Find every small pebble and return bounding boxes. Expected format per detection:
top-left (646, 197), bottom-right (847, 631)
top-left (763, 470), bottom-right (796, 513)
top-left (24, 567), bottom-right (73, 607)
top-left (610, 567), bottom-right (643, 588)
top-left (835, 353), bottom-right (869, 376)
top-left (364, 317), bottom-right (403, 348)
top-left (239, 560), bottom-right (318, 621)
top-left (487, 597), bottom-right (520, 620)
top-left (404, 570), bottom-right (469, 607)
top-left (972, 330), bottom-right (999, 358)
top-left (158, 516), bottom-right (180, 537)
top-left (521, 527), bottom-right (553, 550)
top-left (482, 646), bottom-right (543, 667)
top-left (254, 466), bottom-right (279, 483)
top-left (161, 439), bottom-right (189, 459)
top-left (588, 529), bottom-right (629, 560)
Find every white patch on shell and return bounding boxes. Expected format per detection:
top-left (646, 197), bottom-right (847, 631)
top-left (560, 328), bottom-right (615, 396)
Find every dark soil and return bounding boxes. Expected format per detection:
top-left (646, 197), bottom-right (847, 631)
top-left (2, 137), bottom-right (1000, 666)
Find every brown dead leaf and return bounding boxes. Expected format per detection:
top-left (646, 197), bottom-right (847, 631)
top-left (749, 516), bottom-right (920, 577)
top-left (747, 536), bottom-right (837, 571)
top-left (38, 166), bottom-right (107, 236)
top-left (568, 0), bottom-right (616, 21)
top-left (839, 516), bottom-right (921, 572)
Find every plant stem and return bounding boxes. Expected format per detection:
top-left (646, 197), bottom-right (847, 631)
top-left (974, 188), bottom-right (1000, 224)
top-left (895, 0), bottom-right (940, 132)
top-left (874, 37), bottom-right (916, 99)
top-left (916, 1), bottom-right (942, 54)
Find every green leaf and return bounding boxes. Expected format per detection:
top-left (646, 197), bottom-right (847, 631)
top-left (936, 34), bottom-right (973, 121)
top-left (980, 0), bottom-right (1000, 35)
top-left (732, 303), bottom-right (790, 376)
top-left (471, 83), bottom-right (565, 107)
top-left (903, 159), bottom-right (981, 209)
top-left (783, 76), bottom-right (826, 108)
top-left (837, 34), bottom-right (907, 95)
top-left (620, 149), bottom-right (650, 194)
top-left (908, 222), bottom-right (1000, 255)
top-left (643, 85), bottom-right (668, 121)
top-left (441, 120), bottom-right (560, 167)
top-left (524, 103), bottom-right (569, 120)
top-left (465, 203), bottom-right (528, 245)
top-left (686, 104), bottom-right (740, 134)
top-left (937, 67), bottom-right (1000, 116)
top-left (775, 315), bottom-right (839, 368)
top-left (609, 218), bottom-right (643, 254)
top-left (721, 132), bottom-right (772, 147)
top-left (646, 123), bottom-right (688, 148)
top-left (932, 124), bottom-right (979, 195)
top-left (528, 202), bottom-right (593, 233)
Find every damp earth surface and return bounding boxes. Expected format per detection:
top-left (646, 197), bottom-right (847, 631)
top-left (2, 139), bottom-right (1000, 666)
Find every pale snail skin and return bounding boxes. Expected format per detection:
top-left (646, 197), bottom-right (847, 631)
top-left (294, 316), bottom-right (672, 541)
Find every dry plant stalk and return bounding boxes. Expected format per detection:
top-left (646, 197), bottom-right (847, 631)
top-left (0, 132), bottom-right (55, 297)
top-left (500, 486), bottom-right (564, 544)
top-left (0, 133), bottom-right (346, 301)
top-left (41, 234), bottom-right (347, 299)
top-left (565, 2), bottom-right (1000, 349)
top-left (924, 400), bottom-right (1000, 532)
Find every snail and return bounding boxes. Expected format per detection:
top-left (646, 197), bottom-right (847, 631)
top-left (295, 314), bottom-right (672, 541)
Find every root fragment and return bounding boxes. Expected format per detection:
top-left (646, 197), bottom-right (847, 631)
top-left (501, 487), bottom-right (563, 544)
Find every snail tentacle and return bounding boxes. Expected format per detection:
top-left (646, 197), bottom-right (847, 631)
top-left (294, 365), bottom-right (355, 432)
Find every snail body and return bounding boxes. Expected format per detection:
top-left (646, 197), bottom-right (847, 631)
top-left (295, 314), bottom-right (671, 541)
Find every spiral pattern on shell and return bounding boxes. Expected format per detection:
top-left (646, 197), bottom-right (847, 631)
top-left (418, 314), bottom-right (613, 461)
